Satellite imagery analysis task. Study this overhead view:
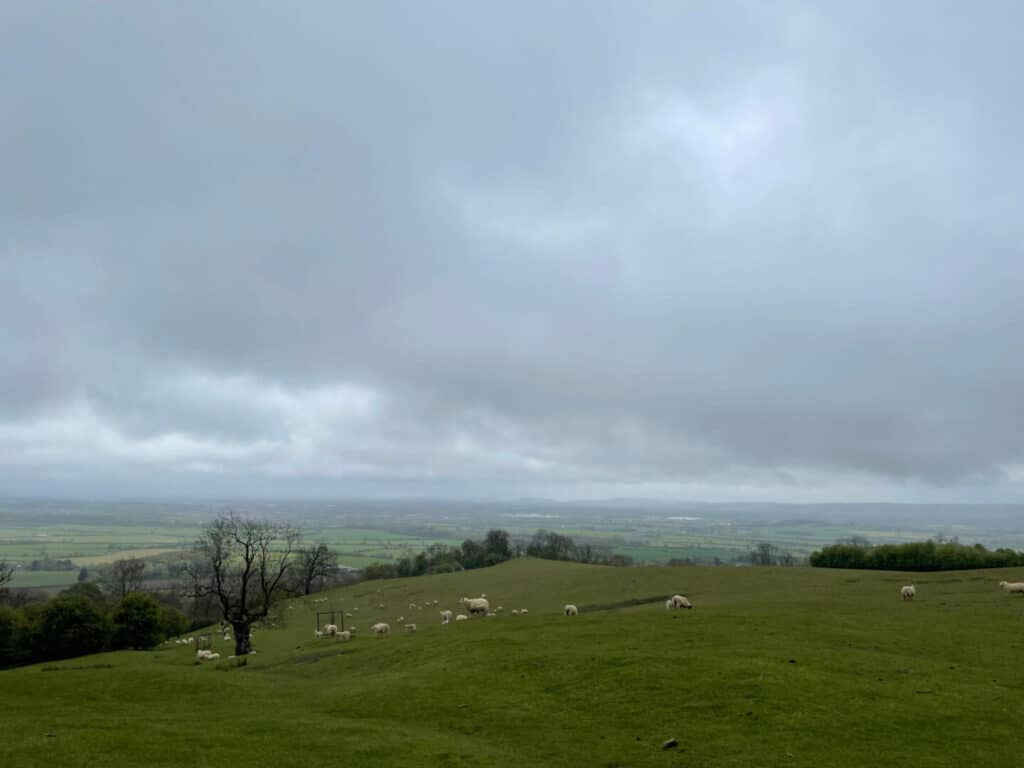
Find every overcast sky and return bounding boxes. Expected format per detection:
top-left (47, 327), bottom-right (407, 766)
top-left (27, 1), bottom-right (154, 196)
top-left (2, 2), bottom-right (1023, 502)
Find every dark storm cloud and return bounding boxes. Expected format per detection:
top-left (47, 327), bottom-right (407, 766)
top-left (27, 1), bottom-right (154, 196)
top-left (2, 1), bottom-right (1023, 500)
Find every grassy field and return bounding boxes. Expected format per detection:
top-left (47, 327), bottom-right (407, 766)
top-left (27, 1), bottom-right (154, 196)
top-left (3, 558), bottom-right (1024, 767)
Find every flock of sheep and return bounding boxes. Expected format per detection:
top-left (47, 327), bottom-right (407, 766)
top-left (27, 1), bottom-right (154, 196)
top-left (309, 592), bottom-right (697, 643)
top-left (177, 577), bottom-right (1024, 662)
top-left (898, 580), bottom-right (1024, 601)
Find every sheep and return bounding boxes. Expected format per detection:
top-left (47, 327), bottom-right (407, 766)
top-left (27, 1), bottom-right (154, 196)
top-left (404, 623), bottom-right (417, 633)
top-left (397, 615), bottom-right (405, 623)
top-left (519, 609), bottom-right (528, 615)
top-left (669, 594), bottom-right (693, 610)
top-left (999, 581), bottom-right (1024, 594)
top-left (901, 585), bottom-right (916, 601)
top-left (337, 630), bottom-right (351, 641)
top-left (563, 604), bottom-right (578, 616)
top-left (315, 630), bottom-right (324, 638)
top-left (373, 622), bottom-right (390, 637)
top-left (455, 614), bottom-right (469, 622)
top-left (440, 610), bottom-right (453, 625)
top-left (460, 596), bottom-right (490, 616)
top-left (376, 603), bottom-right (385, 609)
top-left (494, 606), bottom-right (503, 613)
top-left (208, 652), bottom-right (220, 661)
top-left (511, 609), bottom-right (519, 615)
top-left (665, 599), bottom-right (673, 610)
top-left (324, 623), bottom-right (338, 636)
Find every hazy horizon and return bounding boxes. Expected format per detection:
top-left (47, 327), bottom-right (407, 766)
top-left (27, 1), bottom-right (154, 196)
top-left (4, 3), bottom-right (1024, 505)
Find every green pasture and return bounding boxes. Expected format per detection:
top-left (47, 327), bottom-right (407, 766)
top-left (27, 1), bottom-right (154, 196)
top-left (3, 559), bottom-right (1023, 767)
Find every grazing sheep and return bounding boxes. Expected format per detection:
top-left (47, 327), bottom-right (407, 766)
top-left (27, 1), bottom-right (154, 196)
top-left (511, 609), bottom-right (519, 615)
top-left (460, 597), bottom-right (490, 616)
top-left (324, 623), bottom-right (338, 636)
top-left (455, 614), bottom-right (469, 622)
top-left (315, 630), bottom-right (324, 638)
top-left (373, 622), bottom-right (390, 637)
top-left (440, 609), bottom-right (453, 625)
top-left (999, 581), bottom-right (1024, 594)
top-left (669, 595), bottom-right (693, 610)
top-left (404, 623), bottom-right (417, 633)
top-left (665, 599), bottom-right (673, 610)
top-left (208, 652), bottom-right (220, 661)
top-left (519, 609), bottom-right (528, 615)
top-left (337, 631), bottom-right (351, 641)
top-left (346, 612), bottom-right (353, 617)
top-left (901, 585), bottom-right (916, 601)
top-left (563, 604), bottom-right (578, 616)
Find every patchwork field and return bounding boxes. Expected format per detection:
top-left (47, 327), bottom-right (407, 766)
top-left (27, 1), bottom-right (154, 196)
top-left (3, 559), bottom-right (1023, 767)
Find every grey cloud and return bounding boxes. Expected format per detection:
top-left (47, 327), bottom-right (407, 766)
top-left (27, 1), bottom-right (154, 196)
top-left (2, 2), bottom-right (1023, 500)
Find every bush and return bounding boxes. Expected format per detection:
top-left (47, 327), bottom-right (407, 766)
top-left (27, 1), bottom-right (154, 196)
top-left (37, 596), bottom-right (110, 660)
top-left (112, 593), bottom-right (164, 650)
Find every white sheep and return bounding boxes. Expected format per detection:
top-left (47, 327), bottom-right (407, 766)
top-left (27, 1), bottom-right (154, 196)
top-left (563, 604), bottom-right (578, 616)
top-left (315, 630), bottom-right (324, 638)
top-left (519, 608), bottom-right (528, 615)
top-left (440, 609), bottom-right (453, 625)
top-left (665, 599), bottom-right (673, 610)
top-left (495, 606), bottom-right (503, 613)
top-left (460, 596), bottom-right (490, 616)
top-left (511, 609), bottom-right (519, 615)
top-left (455, 614), bottom-right (469, 622)
top-left (999, 581), bottom-right (1024, 594)
top-left (404, 623), bottom-right (417, 633)
top-left (901, 585), bottom-right (916, 601)
top-left (373, 622), bottom-right (390, 637)
top-left (669, 594), bottom-right (693, 610)
top-left (337, 630), bottom-right (351, 641)
top-left (324, 623), bottom-right (338, 636)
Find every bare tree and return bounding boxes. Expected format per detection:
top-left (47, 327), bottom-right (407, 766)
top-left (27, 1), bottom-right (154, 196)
top-left (0, 559), bottom-right (14, 588)
top-left (296, 543), bottom-right (337, 595)
top-left (186, 512), bottom-right (300, 656)
top-left (111, 556), bottom-right (146, 597)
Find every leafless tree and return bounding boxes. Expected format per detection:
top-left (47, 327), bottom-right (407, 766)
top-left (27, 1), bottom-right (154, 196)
top-left (111, 556), bottom-right (146, 597)
top-left (296, 543), bottom-right (337, 595)
top-left (0, 559), bottom-right (14, 588)
top-left (186, 512), bottom-right (300, 656)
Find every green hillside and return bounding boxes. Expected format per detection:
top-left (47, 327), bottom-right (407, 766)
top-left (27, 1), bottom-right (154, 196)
top-left (2, 559), bottom-right (1023, 767)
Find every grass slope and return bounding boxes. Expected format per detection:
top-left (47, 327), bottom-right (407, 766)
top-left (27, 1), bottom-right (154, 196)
top-left (3, 559), bottom-right (1024, 767)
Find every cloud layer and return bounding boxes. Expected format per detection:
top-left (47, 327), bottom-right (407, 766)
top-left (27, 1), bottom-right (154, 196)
top-left (3, 2), bottom-right (1023, 500)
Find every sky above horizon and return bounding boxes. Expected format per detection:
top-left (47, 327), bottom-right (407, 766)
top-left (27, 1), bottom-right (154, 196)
top-left (2, 2), bottom-right (1023, 503)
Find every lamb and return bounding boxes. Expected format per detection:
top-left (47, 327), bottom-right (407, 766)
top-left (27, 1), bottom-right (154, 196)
top-left (455, 614), bottom-right (469, 622)
top-left (323, 623), bottom-right (338, 636)
top-left (460, 596), bottom-right (490, 616)
top-left (404, 623), bottom-right (417, 633)
top-left (665, 599), bottom-right (673, 610)
top-left (999, 581), bottom-right (1024, 594)
top-left (901, 585), bottom-right (916, 601)
top-left (315, 630), bottom-right (324, 638)
top-left (511, 609), bottom-right (519, 615)
top-left (669, 594), bottom-right (693, 610)
top-left (337, 631), bottom-right (351, 641)
top-left (373, 622), bottom-right (390, 637)
top-left (563, 604), bottom-right (578, 616)
top-left (440, 609), bottom-right (453, 625)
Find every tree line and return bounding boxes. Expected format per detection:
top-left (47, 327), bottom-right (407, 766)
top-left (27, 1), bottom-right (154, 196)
top-left (809, 538), bottom-right (1024, 571)
top-left (0, 583), bottom-right (191, 668)
top-left (362, 528), bottom-right (633, 581)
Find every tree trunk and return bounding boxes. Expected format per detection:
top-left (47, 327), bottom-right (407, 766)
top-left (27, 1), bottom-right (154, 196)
top-left (233, 622), bottom-right (252, 656)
